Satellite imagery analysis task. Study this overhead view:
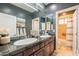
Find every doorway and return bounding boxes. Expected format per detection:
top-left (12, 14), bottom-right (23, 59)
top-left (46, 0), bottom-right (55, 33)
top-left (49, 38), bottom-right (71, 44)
top-left (56, 7), bottom-right (78, 55)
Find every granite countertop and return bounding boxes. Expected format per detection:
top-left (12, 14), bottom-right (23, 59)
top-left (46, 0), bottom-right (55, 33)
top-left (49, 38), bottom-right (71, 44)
top-left (0, 36), bottom-right (53, 56)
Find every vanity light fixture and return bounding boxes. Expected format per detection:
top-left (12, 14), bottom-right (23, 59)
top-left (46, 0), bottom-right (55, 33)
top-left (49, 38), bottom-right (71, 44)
top-left (24, 3), bottom-right (38, 11)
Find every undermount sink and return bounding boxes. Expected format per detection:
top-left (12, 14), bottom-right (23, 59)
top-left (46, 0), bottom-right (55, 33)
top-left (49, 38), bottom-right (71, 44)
top-left (14, 38), bottom-right (37, 46)
top-left (40, 35), bottom-right (51, 39)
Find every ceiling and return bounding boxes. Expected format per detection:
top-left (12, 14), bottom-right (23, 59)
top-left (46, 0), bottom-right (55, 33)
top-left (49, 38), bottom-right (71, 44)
top-left (11, 3), bottom-right (46, 13)
top-left (11, 3), bottom-right (79, 18)
top-left (44, 3), bottom-right (50, 5)
top-left (43, 3), bottom-right (54, 7)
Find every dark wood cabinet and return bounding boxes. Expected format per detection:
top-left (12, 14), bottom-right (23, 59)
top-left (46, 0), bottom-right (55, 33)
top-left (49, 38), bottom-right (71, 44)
top-left (24, 48), bottom-right (33, 56)
top-left (13, 36), bottom-right (55, 56)
top-left (49, 41), bottom-right (54, 55)
top-left (34, 48), bottom-right (44, 56)
top-left (14, 52), bottom-right (23, 56)
top-left (33, 44), bottom-right (40, 52)
top-left (44, 40), bottom-right (49, 46)
top-left (39, 42), bottom-right (44, 48)
top-left (44, 45), bottom-right (50, 56)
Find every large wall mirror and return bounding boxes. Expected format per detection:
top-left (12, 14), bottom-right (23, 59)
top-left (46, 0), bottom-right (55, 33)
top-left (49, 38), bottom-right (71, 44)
top-left (0, 13), bottom-right (16, 37)
top-left (31, 16), bottom-right (55, 36)
top-left (40, 16), bottom-right (54, 35)
top-left (0, 12), bottom-right (26, 38)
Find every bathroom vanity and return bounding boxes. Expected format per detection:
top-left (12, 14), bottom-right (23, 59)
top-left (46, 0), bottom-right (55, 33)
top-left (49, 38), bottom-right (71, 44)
top-left (0, 35), bottom-right (55, 56)
top-left (15, 36), bottom-right (54, 56)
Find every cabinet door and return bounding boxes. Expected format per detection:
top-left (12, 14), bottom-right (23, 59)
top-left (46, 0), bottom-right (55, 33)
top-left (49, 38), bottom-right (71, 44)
top-left (34, 48), bottom-right (44, 56)
top-left (44, 45), bottom-right (50, 56)
top-left (14, 52), bottom-right (23, 56)
top-left (24, 48), bottom-right (33, 56)
top-left (33, 45), bottom-right (40, 52)
top-left (49, 41), bottom-right (54, 55)
top-left (39, 42), bottom-right (45, 48)
top-left (50, 36), bottom-right (54, 41)
top-left (44, 38), bottom-right (50, 46)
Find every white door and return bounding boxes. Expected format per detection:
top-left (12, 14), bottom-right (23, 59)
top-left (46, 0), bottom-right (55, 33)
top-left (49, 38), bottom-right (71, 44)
top-left (72, 9), bottom-right (77, 55)
top-left (77, 7), bottom-right (79, 55)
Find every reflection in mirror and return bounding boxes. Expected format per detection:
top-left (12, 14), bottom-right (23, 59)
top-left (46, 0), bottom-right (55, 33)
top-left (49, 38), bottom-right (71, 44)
top-left (0, 13), bottom-right (16, 44)
top-left (0, 13), bottom-right (16, 37)
top-left (40, 15), bottom-right (55, 35)
top-left (31, 17), bottom-right (40, 37)
top-left (16, 18), bottom-right (26, 37)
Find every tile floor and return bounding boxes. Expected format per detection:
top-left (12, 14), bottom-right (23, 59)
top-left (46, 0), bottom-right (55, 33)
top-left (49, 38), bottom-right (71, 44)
top-left (53, 46), bottom-right (73, 56)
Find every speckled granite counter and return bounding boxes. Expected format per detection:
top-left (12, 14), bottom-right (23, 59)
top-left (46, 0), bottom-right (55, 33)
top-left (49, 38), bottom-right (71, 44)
top-left (0, 43), bottom-right (26, 56)
top-left (0, 36), bottom-right (54, 56)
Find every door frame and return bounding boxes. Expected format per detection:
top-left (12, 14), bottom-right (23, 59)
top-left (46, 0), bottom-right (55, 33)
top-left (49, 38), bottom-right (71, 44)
top-left (56, 5), bottom-right (79, 55)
